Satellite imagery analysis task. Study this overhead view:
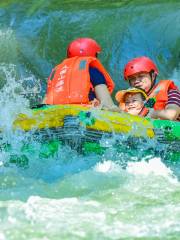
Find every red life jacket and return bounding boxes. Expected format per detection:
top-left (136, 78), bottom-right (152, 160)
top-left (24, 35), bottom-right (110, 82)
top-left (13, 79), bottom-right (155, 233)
top-left (45, 56), bottom-right (114, 104)
top-left (147, 80), bottom-right (179, 110)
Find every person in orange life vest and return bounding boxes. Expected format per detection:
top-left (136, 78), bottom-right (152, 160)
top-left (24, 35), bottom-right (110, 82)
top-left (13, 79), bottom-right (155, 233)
top-left (115, 88), bottom-right (148, 116)
top-left (44, 38), bottom-right (121, 112)
top-left (123, 56), bottom-right (180, 120)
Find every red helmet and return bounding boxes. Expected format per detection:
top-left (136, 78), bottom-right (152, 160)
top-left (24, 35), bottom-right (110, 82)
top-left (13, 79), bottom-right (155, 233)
top-left (67, 38), bottom-right (101, 58)
top-left (124, 56), bottom-right (159, 80)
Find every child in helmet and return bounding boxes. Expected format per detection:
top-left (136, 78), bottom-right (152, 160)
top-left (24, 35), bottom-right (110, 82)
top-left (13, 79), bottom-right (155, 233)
top-left (123, 56), bottom-right (180, 120)
top-left (115, 88), bottom-right (148, 116)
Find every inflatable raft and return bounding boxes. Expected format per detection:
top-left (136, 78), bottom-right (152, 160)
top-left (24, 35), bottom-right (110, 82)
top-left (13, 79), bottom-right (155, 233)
top-left (1, 104), bottom-right (179, 167)
top-left (5, 104), bottom-right (177, 161)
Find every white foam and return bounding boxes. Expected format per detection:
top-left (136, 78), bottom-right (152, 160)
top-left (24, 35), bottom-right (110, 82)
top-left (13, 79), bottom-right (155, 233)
top-left (94, 160), bottom-right (120, 173)
top-left (0, 233), bottom-right (6, 240)
top-left (127, 157), bottom-right (177, 182)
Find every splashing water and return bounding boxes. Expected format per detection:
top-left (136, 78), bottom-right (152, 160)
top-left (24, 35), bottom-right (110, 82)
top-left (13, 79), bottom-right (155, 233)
top-left (0, 1), bottom-right (180, 239)
top-left (127, 157), bottom-right (175, 178)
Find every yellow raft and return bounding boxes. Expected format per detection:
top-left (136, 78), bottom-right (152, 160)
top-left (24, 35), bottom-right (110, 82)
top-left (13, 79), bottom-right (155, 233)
top-left (2, 104), bottom-right (179, 165)
top-left (13, 104), bottom-right (155, 138)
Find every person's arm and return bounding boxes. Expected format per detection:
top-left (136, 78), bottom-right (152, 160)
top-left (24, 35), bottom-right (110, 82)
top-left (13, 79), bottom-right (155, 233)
top-left (94, 84), bottom-right (122, 112)
top-left (89, 67), bottom-right (122, 112)
top-left (149, 104), bottom-right (180, 120)
top-left (149, 89), bottom-right (180, 120)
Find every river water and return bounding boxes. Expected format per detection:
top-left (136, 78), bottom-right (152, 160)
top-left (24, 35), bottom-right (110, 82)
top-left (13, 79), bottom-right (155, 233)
top-left (0, 1), bottom-right (180, 239)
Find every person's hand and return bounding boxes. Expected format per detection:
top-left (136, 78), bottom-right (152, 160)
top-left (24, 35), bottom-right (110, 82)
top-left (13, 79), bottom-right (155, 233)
top-left (90, 98), bottom-right (100, 107)
top-left (102, 104), bottom-right (123, 113)
top-left (146, 109), bottom-right (158, 118)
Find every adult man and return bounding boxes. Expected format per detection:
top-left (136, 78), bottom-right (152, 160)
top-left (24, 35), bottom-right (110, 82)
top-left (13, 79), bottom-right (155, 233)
top-left (123, 56), bottom-right (180, 120)
top-left (44, 38), bottom-right (119, 111)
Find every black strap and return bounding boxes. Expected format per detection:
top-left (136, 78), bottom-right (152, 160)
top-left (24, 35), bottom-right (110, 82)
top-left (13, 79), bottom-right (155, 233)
top-left (31, 104), bottom-right (48, 109)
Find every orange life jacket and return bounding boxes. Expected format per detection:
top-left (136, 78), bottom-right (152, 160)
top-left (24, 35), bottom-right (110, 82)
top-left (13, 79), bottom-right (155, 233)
top-left (147, 80), bottom-right (179, 110)
top-left (45, 56), bottom-right (114, 104)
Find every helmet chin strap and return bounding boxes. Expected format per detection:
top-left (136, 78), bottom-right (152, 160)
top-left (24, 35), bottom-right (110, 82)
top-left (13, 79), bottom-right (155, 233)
top-left (147, 71), bottom-right (157, 94)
